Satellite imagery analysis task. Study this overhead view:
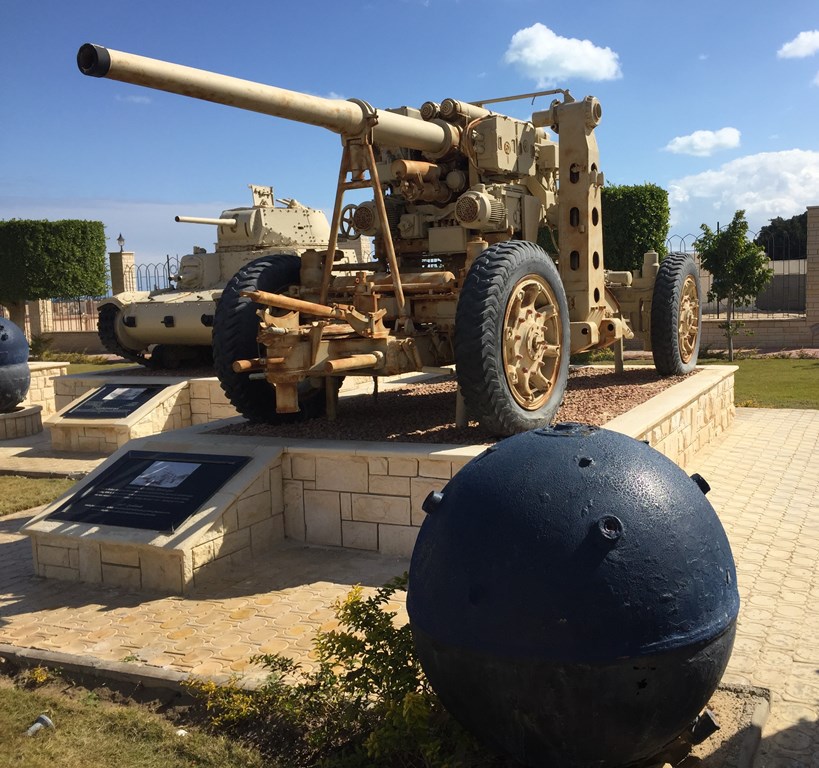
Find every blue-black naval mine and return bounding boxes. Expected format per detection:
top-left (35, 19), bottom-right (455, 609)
top-left (0, 319), bottom-right (31, 412)
top-left (407, 423), bottom-right (739, 768)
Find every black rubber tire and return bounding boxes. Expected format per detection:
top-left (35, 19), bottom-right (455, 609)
top-left (651, 252), bottom-right (702, 375)
top-left (97, 303), bottom-right (151, 366)
top-left (455, 240), bottom-right (570, 436)
top-left (213, 254), bottom-right (334, 423)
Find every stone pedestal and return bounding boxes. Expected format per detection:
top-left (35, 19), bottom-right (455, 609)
top-left (46, 381), bottom-right (191, 453)
top-left (0, 404), bottom-right (43, 440)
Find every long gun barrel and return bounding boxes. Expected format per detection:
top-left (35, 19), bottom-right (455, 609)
top-left (77, 44), bottom-right (457, 156)
top-left (175, 216), bottom-right (238, 226)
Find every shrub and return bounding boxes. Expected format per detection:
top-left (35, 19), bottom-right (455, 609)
top-left (0, 219), bottom-right (107, 305)
top-left (187, 575), bottom-right (503, 767)
top-left (601, 183), bottom-right (669, 272)
top-left (537, 183), bottom-right (670, 273)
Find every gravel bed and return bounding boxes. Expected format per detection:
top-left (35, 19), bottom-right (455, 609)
top-left (214, 366), bottom-right (690, 445)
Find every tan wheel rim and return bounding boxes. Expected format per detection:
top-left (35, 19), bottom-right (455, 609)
top-left (679, 275), bottom-right (700, 364)
top-left (502, 275), bottom-right (563, 410)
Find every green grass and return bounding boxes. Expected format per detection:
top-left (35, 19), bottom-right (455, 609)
top-left (699, 358), bottom-right (819, 409)
top-left (579, 352), bottom-right (818, 410)
top-left (0, 679), bottom-right (263, 768)
top-left (0, 476), bottom-right (76, 516)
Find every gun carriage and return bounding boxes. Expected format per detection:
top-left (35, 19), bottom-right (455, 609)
top-left (78, 44), bottom-right (700, 435)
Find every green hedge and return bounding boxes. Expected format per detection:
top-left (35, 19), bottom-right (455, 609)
top-left (600, 183), bottom-right (669, 271)
top-left (0, 219), bottom-right (107, 302)
top-left (537, 183), bottom-right (669, 273)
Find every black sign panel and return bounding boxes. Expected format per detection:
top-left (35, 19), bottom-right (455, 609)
top-left (48, 450), bottom-right (251, 532)
top-left (64, 384), bottom-right (167, 419)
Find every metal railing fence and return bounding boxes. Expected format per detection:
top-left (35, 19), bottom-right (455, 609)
top-left (666, 229), bottom-right (807, 319)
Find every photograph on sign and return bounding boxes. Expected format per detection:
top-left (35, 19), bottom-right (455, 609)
top-left (103, 387), bottom-right (146, 401)
top-left (130, 460), bottom-right (201, 489)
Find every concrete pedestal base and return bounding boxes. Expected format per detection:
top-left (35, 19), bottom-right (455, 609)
top-left (0, 405), bottom-right (43, 440)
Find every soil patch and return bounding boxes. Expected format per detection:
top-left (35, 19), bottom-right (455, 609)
top-left (214, 366), bottom-right (690, 444)
top-left (688, 684), bottom-right (770, 767)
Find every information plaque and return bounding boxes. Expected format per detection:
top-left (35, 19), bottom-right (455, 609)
top-left (48, 450), bottom-right (251, 531)
top-left (63, 384), bottom-right (167, 419)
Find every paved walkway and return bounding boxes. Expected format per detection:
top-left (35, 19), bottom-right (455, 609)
top-left (686, 409), bottom-right (819, 767)
top-left (0, 427), bottom-right (104, 477)
top-left (0, 408), bottom-right (817, 766)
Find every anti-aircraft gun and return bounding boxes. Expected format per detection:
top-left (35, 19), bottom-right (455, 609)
top-left (78, 44), bottom-right (701, 435)
top-left (98, 185), bottom-right (368, 368)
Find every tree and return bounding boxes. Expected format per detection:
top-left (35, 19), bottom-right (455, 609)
top-left (601, 183), bottom-right (670, 271)
top-left (537, 182), bottom-right (670, 272)
top-left (754, 211), bottom-right (807, 261)
top-left (694, 210), bottom-right (773, 361)
top-left (0, 219), bottom-right (107, 331)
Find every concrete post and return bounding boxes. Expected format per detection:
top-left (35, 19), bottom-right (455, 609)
top-left (27, 299), bottom-right (54, 336)
top-left (109, 250), bottom-right (136, 294)
top-left (805, 207), bottom-right (819, 327)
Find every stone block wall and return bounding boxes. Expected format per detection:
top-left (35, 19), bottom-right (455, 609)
top-left (187, 463), bottom-right (284, 588)
top-left (21, 362), bottom-right (68, 416)
top-left (699, 318), bottom-right (818, 348)
top-left (606, 365), bottom-right (735, 470)
top-left (189, 378), bottom-right (239, 424)
top-left (282, 446), bottom-right (482, 558)
top-left (281, 365), bottom-right (736, 559)
top-left (0, 405), bottom-right (43, 440)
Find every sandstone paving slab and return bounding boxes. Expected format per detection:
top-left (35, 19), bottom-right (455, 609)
top-left (1, 510), bottom-right (408, 682)
top-left (686, 408), bottom-right (819, 767)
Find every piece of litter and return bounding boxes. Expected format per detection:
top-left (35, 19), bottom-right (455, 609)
top-left (26, 714), bottom-right (55, 736)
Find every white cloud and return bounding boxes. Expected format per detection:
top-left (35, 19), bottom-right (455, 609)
top-left (668, 149), bottom-right (819, 233)
top-left (698, 53), bottom-right (708, 61)
top-left (504, 23), bottom-right (622, 86)
top-left (664, 128), bottom-right (741, 157)
top-left (777, 30), bottom-right (819, 58)
top-left (115, 94), bottom-right (151, 105)
top-left (814, 71), bottom-right (819, 87)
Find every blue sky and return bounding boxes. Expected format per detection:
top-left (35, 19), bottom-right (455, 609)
top-left (2, 0), bottom-right (819, 264)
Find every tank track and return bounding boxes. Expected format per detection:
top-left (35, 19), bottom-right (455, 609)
top-left (97, 303), bottom-right (152, 366)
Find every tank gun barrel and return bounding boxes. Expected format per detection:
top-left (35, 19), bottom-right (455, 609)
top-left (175, 216), bottom-right (238, 226)
top-left (77, 44), bottom-right (455, 155)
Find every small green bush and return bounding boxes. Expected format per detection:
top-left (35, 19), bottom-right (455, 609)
top-left (570, 347), bottom-right (615, 365)
top-left (27, 334), bottom-right (55, 361)
top-left (187, 576), bottom-right (503, 767)
top-left (41, 349), bottom-right (111, 365)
